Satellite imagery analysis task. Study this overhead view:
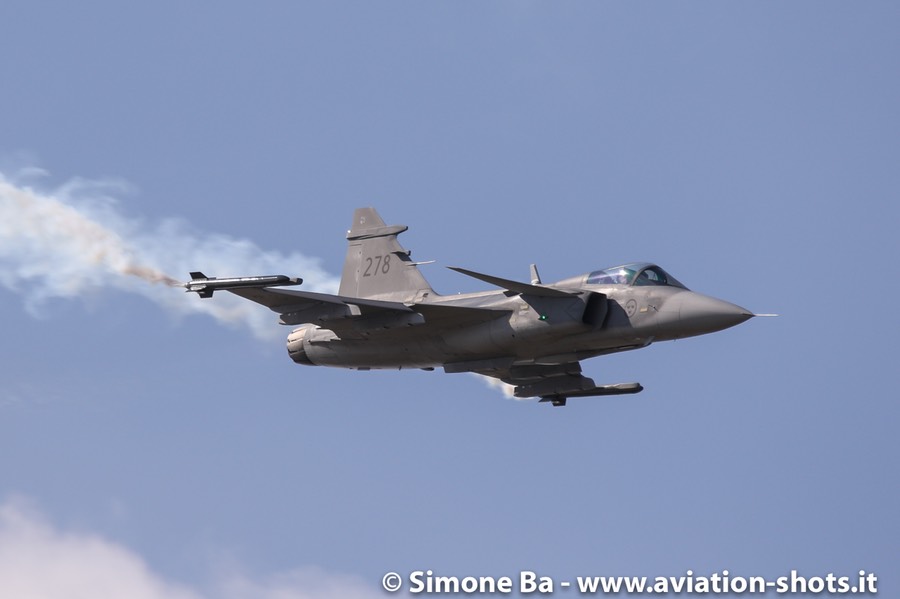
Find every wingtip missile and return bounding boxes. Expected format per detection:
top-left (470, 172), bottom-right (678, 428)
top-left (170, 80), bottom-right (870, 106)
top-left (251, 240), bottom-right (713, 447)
top-left (185, 273), bottom-right (302, 298)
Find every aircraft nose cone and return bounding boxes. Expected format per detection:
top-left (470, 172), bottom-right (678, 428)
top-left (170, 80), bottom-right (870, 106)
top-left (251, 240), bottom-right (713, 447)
top-left (676, 292), bottom-right (754, 335)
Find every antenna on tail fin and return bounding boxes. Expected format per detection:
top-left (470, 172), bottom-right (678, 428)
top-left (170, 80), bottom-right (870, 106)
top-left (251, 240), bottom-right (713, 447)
top-left (338, 207), bottom-right (436, 302)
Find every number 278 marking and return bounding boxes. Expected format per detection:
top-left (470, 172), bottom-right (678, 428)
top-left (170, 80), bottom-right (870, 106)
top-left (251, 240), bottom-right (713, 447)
top-left (363, 254), bottom-right (391, 277)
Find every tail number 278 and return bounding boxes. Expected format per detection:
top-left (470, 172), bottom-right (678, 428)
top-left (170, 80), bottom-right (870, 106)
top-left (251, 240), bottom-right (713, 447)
top-left (363, 255), bottom-right (391, 277)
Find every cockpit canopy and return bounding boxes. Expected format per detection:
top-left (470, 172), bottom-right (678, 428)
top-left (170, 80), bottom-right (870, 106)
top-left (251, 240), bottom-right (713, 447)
top-left (586, 263), bottom-right (688, 289)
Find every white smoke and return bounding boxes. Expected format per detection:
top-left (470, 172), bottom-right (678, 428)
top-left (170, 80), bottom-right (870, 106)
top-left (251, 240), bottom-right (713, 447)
top-left (0, 168), bottom-right (339, 339)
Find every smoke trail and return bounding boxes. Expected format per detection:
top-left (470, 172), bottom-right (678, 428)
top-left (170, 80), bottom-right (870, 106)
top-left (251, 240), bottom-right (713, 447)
top-left (0, 168), bottom-right (339, 339)
top-left (0, 167), bottom-right (520, 399)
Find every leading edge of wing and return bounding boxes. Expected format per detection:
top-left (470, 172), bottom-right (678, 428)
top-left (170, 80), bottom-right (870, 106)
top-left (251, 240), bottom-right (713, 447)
top-left (227, 287), bottom-right (411, 313)
top-left (228, 286), bottom-right (507, 326)
top-left (448, 266), bottom-right (576, 297)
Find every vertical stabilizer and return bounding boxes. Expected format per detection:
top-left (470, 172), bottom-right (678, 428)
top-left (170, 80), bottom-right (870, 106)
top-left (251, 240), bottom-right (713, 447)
top-left (338, 207), bottom-right (436, 301)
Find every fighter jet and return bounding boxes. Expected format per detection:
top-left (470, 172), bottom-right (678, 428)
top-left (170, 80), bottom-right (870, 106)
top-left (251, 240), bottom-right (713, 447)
top-left (186, 207), bottom-right (764, 406)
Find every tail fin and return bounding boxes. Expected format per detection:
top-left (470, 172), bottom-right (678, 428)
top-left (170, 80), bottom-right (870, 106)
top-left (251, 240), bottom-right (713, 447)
top-left (338, 207), bottom-right (436, 301)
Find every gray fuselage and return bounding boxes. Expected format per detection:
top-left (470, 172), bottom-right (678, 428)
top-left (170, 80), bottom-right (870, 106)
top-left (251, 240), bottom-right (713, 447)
top-left (287, 270), bottom-right (751, 371)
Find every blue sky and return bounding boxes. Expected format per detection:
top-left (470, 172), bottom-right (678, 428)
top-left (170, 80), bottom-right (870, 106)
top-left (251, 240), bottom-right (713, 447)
top-left (1, 2), bottom-right (897, 597)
